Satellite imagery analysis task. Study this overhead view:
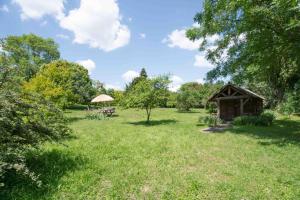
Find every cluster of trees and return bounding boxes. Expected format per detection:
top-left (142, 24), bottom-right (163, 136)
top-left (0, 34), bottom-right (72, 186)
top-left (176, 82), bottom-right (223, 111)
top-left (120, 68), bottom-right (223, 121)
top-left (187, 0), bottom-right (300, 114)
top-left (24, 60), bottom-right (95, 108)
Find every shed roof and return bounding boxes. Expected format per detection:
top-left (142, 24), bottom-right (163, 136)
top-left (208, 83), bottom-right (264, 102)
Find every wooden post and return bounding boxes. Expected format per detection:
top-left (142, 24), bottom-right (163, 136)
top-left (240, 99), bottom-right (243, 115)
top-left (217, 99), bottom-right (220, 118)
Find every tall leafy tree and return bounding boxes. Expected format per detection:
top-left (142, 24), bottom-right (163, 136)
top-left (0, 54), bottom-right (69, 187)
top-left (187, 0), bottom-right (300, 106)
top-left (125, 68), bottom-right (148, 92)
top-left (177, 82), bottom-right (204, 111)
top-left (176, 82), bottom-right (223, 111)
top-left (24, 60), bottom-right (94, 108)
top-left (0, 34), bottom-right (60, 80)
top-left (92, 80), bottom-right (107, 95)
top-left (122, 76), bottom-right (170, 123)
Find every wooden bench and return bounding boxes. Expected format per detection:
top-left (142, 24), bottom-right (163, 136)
top-left (99, 107), bottom-right (115, 117)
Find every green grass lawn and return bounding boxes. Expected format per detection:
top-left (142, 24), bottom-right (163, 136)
top-left (2, 108), bottom-right (300, 199)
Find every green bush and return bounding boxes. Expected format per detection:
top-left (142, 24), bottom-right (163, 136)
top-left (0, 92), bottom-right (70, 187)
top-left (276, 81), bottom-right (300, 116)
top-left (206, 103), bottom-right (217, 114)
top-left (233, 111), bottom-right (276, 126)
top-left (199, 115), bottom-right (223, 127)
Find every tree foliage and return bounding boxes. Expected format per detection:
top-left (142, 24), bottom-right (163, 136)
top-left (125, 68), bottom-right (148, 92)
top-left (24, 60), bottom-right (95, 108)
top-left (277, 81), bottom-right (300, 115)
top-left (92, 80), bottom-right (106, 95)
top-left (177, 82), bottom-right (204, 111)
top-left (0, 34), bottom-right (60, 81)
top-left (122, 76), bottom-right (170, 122)
top-left (176, 82), bottom-right (223, 111)
top-left (166, 92), bottom-right (177, 108)
top-left (187, 0), bottom-right (300, 106)
top-left (106, 89), bottom-right (124, 106)
top-left (0, 56), bottom-right (70, 187)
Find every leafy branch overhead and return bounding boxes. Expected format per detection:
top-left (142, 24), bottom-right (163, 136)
top-left (187, 0), bottom-right (300, 107)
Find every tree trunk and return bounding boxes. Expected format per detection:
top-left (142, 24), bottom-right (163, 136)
top-left (146, 107), bottom-right (151, 123)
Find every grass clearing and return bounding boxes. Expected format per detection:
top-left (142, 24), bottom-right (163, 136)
top-left (2, 108), bottom-right (300, 199)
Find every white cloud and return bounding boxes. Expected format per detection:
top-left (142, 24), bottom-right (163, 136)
top-left (192, 23), bottom-right (200, 28)
top-left (206, 34), bottom-right (220, 45)
top-left (60, 0), bottom-right (130, 52)
top-left (162, 29), bottom-right (201, 51)
top-left (76, 59), bottom-right (96, 74)
top-left (163, 27), bottom-right (221, 51)
top-left (40, 20), bottom-right (47, 26)
top-left (139, 33), bottom-right (146, 39)
top-left (105, 84), bottom-right (122, 90)
top-left (0, 4), bottom-right (9, 12)
top-left (194, 54), bottom-right (214, 68)
top-left (122, 70), bottom-right (139, 82)
top-left (128, 17), bottom-right (132, 22)
top-left (169, 75), bottom-right (184, 92)
top-left (56, 34), bottom-right (69, 40)
top-left (140, 33), bottom-right (146, 39)
top-left (164, 26), bottom-right (219, 69)
top-left (13, 0), bottom-right (64, 20)
top-left (196, 78), bottom-right (205, 84)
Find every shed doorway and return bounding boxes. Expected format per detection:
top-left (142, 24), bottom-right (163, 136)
top-left (220, 99), bottom-right (240, 121)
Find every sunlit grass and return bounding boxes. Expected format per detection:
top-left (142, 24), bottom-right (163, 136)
top-left (2, 108), bottom-right (300, 199)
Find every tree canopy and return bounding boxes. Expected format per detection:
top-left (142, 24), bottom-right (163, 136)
top-left (0, 54), bottom-right (69, 187)
top-left (187, 0), bottom-right (300, 107)
top-left (0, 34), bottom-right (60, 81)
top-left (177, 82), bottom-right (204, 111)
top-left (24, 60), bottom-right (94, 108)
top-left (176, 82), bottom-right (223, 111)
top-left (125, 68), bottom-right (148, 92)
top-left (122, 76), bottom-right (170, 123)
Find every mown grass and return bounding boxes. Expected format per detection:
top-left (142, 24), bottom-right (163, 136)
top-left (1, 108), bottom-right (300, 199)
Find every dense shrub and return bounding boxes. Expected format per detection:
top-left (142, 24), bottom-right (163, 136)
top-left (0, 91), bottom-right (70, 186)
top-left (199, 115), bottom-right (223, 127)
top-left (0, 36), bottom-right (73, 188)
top-left (206, 102), bottom-right (217, 114)
top-left (233, 111), bottom-right (276, 126)
top-left (277, 81), bottom-right (300, 116)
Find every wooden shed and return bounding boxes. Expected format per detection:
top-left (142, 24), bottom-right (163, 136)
top-left (208, 83), bottom-right (264, 121)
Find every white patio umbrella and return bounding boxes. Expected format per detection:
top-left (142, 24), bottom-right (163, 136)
top-left (91, 94), bottom-right (114, 103)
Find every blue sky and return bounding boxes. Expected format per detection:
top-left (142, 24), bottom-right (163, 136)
top-left (0, 0), bottom-right (215, 91)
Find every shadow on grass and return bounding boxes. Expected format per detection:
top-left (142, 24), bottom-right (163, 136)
top-left (229, 119), bottom-right (300, 146)
top-left (1, 149), bottom-right (86, 200)
top-left (67, 104), bottom-right (89, 110)
top-left (66, 116), bottom-right (87, 123)
top-left (127, 119), bottom-right (178, 126)
top-left (109, 114), bottom-right (119, 118)
top-left (177, 110), bottom-right (202, 114)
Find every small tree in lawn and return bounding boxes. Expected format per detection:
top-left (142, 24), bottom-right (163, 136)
top-left (123, 76), bottom-right (170, 123)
